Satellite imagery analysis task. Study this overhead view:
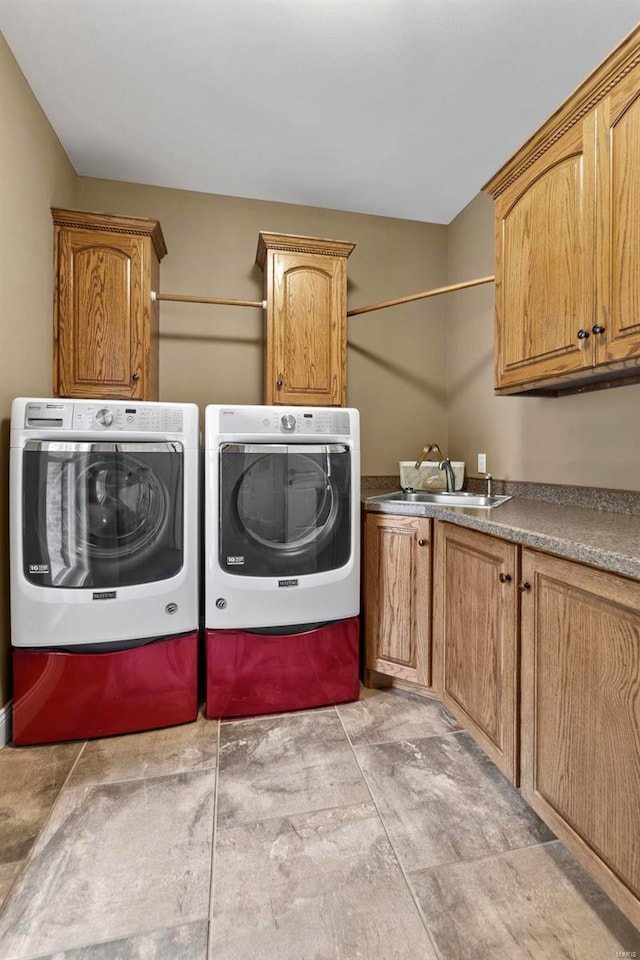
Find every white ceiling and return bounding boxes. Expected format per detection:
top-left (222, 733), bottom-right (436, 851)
top-left (1, 0), bottom-right (639, 224)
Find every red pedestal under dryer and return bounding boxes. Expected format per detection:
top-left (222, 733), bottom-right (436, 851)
top-left (205, 618), bottom-right (359, 719)
top-left (204, 405), bottom-right (361, 719)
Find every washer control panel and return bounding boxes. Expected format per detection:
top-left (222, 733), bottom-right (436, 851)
top-left (219, 408), bottom-right (352, 436)
top-left (23, 401), bottom-right (184, 433)
top-left (73, 404), bottom-right (184, 432)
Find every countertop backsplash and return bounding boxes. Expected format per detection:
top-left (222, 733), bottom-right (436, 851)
top-left (464, 477), bottom-right (640, 516)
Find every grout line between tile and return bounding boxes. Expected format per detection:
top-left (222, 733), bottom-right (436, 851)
top-left (62, 741), bottom-right (88, 788)
top-left (15, 919), bottom-right (210, 960)
top-left (215, 797), bottom-right (377, 833)
top-left (206, 718), bottom-right (222, 960)
top-left (58, 761), bottom-right (216, 792)
top-left (219, 705), bottom-right (336, 726)
top-left (409, 837), bottom-right (563, 877)
top-left (0, 740), bottom-right (88, 923)
top-left (348, 726), bottom-right (463, 751)
top-left (334, 706), bottom-right (446, 960)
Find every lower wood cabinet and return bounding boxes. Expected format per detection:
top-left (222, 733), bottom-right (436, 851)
top-left (362, 508), bottom-right (640, 928)
top-left (433, 522), bottom-right (519, 782)
top-left (364, 513), bottom-right (432, 693)
top-left (520, 548), bottom-right (640, 929)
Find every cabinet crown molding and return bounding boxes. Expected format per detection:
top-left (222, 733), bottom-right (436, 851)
top-left (483, 25), bottom-right (640, 198)
top-left (256, 231), bottom-right (356, 270)
top-left (51, 208), bottom-right (167, 261)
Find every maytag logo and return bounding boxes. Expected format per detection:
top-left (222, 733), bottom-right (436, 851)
top-left (227, 556), bottom-right (245, 565)
top-left (93, 590), bottom-right (117, 600)
top-left (278, 579), bottom-right (298, 588)
top-left (29, 564), bottom-right (49, 574)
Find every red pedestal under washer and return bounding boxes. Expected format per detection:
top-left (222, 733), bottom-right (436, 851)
top-left (12, 631), bottom-right (199, 746)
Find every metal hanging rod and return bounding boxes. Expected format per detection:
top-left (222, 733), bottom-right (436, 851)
top-left (151, 291), bottom-right (266, 308)
top-left (346, 275), bottom-right (495, 317)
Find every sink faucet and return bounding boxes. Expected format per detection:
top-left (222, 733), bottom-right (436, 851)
top-left (485, 473), bottom-right (493, 497)
top-left (438, 458), bottom-right (456, 493)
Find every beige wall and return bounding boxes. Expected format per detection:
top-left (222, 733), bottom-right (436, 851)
top-left (0, 35), bottom-right (77, 707)
top-left (4, 37), bottom-right (640, 716)
top-left (76, 178), bottom-right (449, 474)
top-left (447, 192), bottom-right (640, 489)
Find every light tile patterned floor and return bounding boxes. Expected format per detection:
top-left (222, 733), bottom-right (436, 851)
top-left (0, 690), bottom-right (638, 960)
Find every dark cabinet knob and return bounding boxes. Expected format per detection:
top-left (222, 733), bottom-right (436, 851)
top-left (592, 324), bottom-right (605, 335)
top-left (518, 581), bottom-right (532, 592)
top-left (499, 573), bottom-right (512, 583)
top-left (418, 539), bottom-right (426, 546)
top-left (577, 329), bottom-right (590, 340)
top-left (276, 379), bottom-right (283, 389)
top-left (131, 373), bottom-right (140, 381)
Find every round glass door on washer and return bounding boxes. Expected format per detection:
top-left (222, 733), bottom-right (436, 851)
top-left (10, 398), bottom-right (200, 745)
top-left (205, 405), bottom-right (360, 718)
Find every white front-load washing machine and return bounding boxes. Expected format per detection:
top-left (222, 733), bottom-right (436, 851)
top-left (204, 404), bottom-right (360, 718)
top-left (10, 398), bottom-right (200, 744)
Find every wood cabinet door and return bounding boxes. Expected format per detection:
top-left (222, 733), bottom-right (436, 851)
top-left (364, 514), bottom-right (431, 688)
top-left (266, 251), bottom-right (346, 406)
top-left (55, 228), bottom-right (146, 400)
top-left (495, 115), bottom-right (596, 390)
top-left (594, 62), bottom-right (640, 366)
top-left (433, 522), bottom-right (519, 782)
top-left (520, 549), bottom-right (640, 928)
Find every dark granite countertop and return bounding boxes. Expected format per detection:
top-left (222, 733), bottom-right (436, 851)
top-left (363, 491), bottom-right (640, 582)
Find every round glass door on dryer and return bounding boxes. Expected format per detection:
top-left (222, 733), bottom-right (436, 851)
top-left (219, 442), bottom-right (351, 577)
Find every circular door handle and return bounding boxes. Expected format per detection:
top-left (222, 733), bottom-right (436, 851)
top-left (518, 581), bottom-right (532, 592)
top-left (276, 379), bottom-right (283, 389)
top-left (592, 324), bottom-right (605, 335)
top-left (131, 372), bottom-right (140, 381)
top-left (499, 573), bottom-right (512, 583)
top-left (418, 539), bottom-right (426, 546)
top-left (577, 329), bottom-right (590, 340)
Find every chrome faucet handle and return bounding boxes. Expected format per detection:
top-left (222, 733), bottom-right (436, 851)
top-left (485, 473), bottom-right (493, 498)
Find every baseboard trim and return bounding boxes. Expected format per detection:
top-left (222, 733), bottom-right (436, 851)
top-left (0, 701), bottom-right (13, 748)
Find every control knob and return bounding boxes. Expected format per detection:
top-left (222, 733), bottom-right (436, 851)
top-left (96, 408), bottom-right (114, 427)
top-left (281, 414), bottom-right (296, 432)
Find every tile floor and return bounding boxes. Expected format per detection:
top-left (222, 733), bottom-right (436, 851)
top-left (0, 688), bottom-right (638, 960)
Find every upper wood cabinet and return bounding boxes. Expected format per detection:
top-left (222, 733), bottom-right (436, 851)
top-left (52, 208), bottom-right (167, 401)
top-left (256, 232), bottom-right (356, 406)
top-left (595, 61), bottom-right (640, 367)
top-left (520, 548), bottom-right (640, 929)
top-left (433, 522), bottom-right (519, 782)
top-left (485, 28), bottom-right (640, 395)
top-left (492, 116), bottom-right (596, 390)
top-left (364, 513), bottom-right (432, 694)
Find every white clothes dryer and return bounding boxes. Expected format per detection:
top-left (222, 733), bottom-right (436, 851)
top-left (204, 404), bottom-right (360, 718)
top-left (10, 398), bottom-right (200, 744)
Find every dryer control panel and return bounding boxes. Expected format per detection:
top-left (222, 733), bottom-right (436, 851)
top-left (218, 407), bottom-right (352, 436)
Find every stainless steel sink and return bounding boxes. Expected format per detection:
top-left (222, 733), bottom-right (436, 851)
top-left (375, 490), bottom-right (512, 509)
